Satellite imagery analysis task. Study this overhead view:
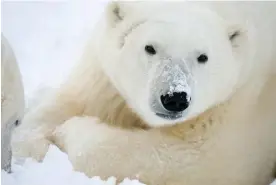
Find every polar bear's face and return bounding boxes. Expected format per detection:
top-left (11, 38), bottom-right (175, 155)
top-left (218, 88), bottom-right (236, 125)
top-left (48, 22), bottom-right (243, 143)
top-left (101, 3), bottom-right (244, 127)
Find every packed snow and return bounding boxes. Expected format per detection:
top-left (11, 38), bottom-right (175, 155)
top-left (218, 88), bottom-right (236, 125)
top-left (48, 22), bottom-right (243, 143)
top-left (1, 1), bottom-right (275, 185)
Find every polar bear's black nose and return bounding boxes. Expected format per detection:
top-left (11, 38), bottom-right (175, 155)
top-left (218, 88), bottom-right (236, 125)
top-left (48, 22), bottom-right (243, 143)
top-left (160, 92), bottom-right (189, 112)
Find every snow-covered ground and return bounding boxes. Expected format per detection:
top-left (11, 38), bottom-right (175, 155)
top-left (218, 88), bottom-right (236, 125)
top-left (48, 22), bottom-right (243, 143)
top-left (1, 1), bottom-right (275, 185)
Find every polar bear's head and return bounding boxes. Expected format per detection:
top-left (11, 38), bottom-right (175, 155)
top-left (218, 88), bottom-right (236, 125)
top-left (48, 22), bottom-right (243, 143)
top-left (1, 35), bottom-right (25, 172)
top-left (99, 2), bottom-right (247, 127)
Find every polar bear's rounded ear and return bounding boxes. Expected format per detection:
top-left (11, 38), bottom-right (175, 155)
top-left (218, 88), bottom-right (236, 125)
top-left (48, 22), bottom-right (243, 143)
top-left (105, 1), bottom-right (129, 27)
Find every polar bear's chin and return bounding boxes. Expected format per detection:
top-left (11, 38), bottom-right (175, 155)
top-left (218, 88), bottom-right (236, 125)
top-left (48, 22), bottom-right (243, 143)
top-left (145, 112), bottom-right (189, 127)
top-left (155, 112), bottom-right (183, 120)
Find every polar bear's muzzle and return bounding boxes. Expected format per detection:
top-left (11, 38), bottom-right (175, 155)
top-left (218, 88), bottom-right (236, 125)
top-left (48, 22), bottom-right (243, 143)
top-left (149, 58), bottom-right (195, 120)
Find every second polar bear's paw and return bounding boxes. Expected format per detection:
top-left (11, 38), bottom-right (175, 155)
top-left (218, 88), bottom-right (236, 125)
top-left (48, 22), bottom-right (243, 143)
top-left (12, 137), bottom-right (52, 162)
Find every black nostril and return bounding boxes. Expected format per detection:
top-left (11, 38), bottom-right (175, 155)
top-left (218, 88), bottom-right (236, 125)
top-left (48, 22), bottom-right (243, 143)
top-left (160, 92), bottom-right (190, 112)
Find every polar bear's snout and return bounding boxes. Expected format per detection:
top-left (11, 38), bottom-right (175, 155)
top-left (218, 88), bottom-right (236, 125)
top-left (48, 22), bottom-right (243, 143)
top-left (150, 58), bottom-right (194, 121)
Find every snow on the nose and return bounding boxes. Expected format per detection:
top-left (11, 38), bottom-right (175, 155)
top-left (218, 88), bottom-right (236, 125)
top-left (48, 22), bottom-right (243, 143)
top-left (160, 58), bottom-right (194, 102)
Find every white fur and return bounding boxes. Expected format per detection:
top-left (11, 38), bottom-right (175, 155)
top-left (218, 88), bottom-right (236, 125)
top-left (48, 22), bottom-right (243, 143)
top-left (12, 2), bottom-right (276, 184)
top-left (52, 76), bottom-right (276, 184)
top-left (1, 34), bottom-right (25, 172)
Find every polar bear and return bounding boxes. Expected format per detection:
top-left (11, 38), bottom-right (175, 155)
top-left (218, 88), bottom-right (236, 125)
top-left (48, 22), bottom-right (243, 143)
top-left (1, 34), bottom-right (25, 172)
top-left (12, 1), bottom-right (276, 184)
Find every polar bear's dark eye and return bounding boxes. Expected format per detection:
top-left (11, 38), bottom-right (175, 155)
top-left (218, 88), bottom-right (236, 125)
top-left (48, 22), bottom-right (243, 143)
top-left (145, 45), bottom-right (156, 55)
top-left (197, 54), bottom-right (208, 63)
top-left (229, 31), bottom-right (240, 41)
top-left (14, 120), bottom-right (20, 126)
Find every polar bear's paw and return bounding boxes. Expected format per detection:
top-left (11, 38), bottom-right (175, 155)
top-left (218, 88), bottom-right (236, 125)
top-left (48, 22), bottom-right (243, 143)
top-left (12, 137), bottom-right (52, 162)
top-left (51, 116), bottom-right (115, 154)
